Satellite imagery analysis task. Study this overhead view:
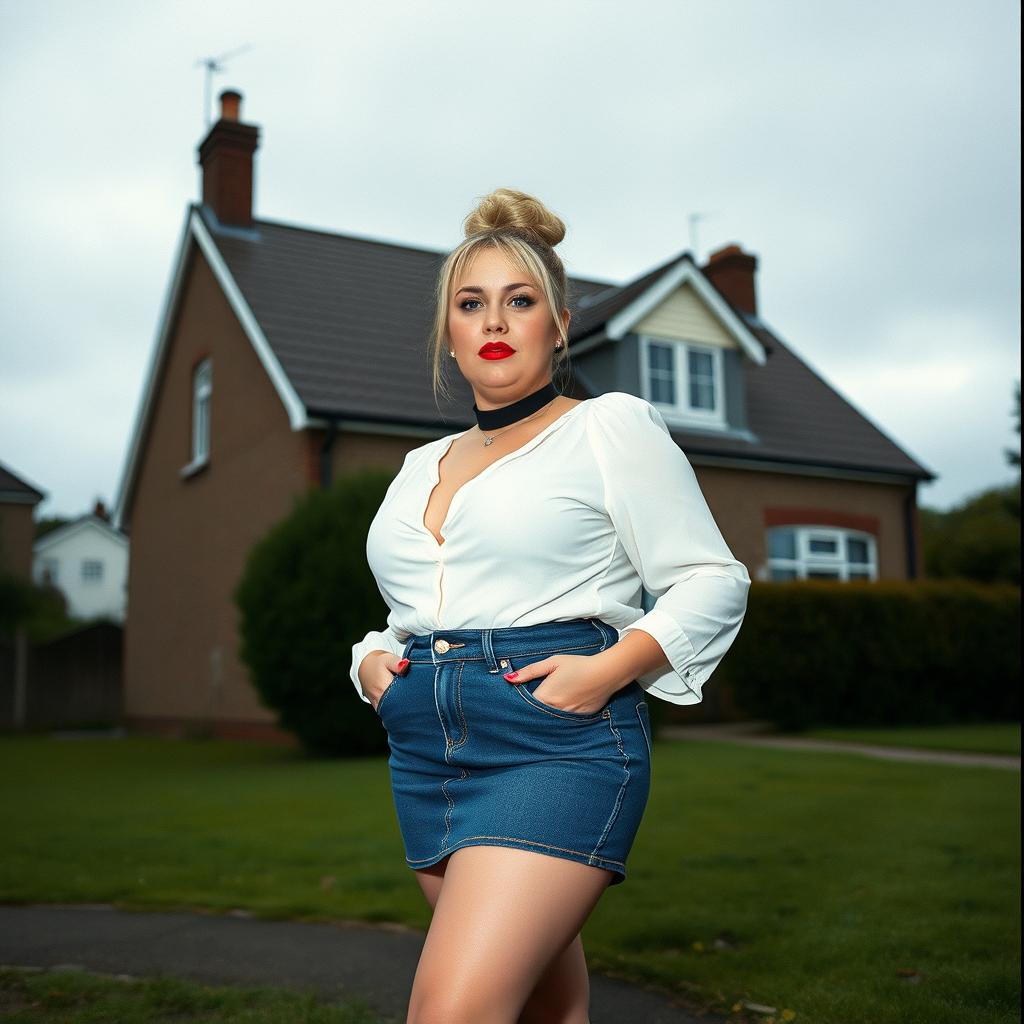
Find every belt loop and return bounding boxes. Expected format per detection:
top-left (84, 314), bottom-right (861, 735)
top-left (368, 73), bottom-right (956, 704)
top-left (401, 636), bottom-right (415, 662)
top-left (591, 618), bottom-right (612, 651)
top-left (481, 628), bottom-right (500, 672)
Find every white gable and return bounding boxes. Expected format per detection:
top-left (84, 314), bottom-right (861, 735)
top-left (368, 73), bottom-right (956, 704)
top-left (635, 281), bottom-right (739, 350)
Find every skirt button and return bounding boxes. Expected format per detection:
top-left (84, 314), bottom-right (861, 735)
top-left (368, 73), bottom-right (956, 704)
top-left (434, 639), bottom-right (451, 654)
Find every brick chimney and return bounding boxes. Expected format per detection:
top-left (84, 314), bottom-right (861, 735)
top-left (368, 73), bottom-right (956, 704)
top-left (701, 243), bottom-right (758, 316)
top-left (197, 89), bottom-right (259, 227)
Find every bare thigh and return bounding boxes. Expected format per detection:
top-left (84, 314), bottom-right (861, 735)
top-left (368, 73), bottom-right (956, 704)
top-left (407, 846), bottom-right (613, 1024)
top-left (413, 854), bottom-right (592, 1023)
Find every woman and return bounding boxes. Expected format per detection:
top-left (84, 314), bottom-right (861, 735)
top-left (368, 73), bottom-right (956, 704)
top-left (350, 187), bottom-right (750, 1023)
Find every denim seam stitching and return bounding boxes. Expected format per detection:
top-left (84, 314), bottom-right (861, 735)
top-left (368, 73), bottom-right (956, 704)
top-left (452, 659), bottom-right (468, 748)
top-left (512, 683), bottom-right (606, 721)
top-left (590, 709), bottom-right (630, 864)
top-left (434, 662), bottom-right (459, 853)
top-left (406, 835), bottom-right (625, 870)
top-left (635, 700), bottom-right (652, 758)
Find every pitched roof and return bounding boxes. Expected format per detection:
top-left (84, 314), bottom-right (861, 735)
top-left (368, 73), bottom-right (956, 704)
top-left (688, 315), bottom-right (934, 479)
top-left (200, 204), bottom-right (612, 424)
top-left (117, 200), bottom-right (933, 529)
top-left (0, 458), bottom-right (46, 504)
top-left (204, 204), bottom-right (933, 481)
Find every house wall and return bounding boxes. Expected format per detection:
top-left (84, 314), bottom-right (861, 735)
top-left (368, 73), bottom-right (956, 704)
top-left (124, 242), bottom-right (314, 741)
top-left (0, 503), bottom-right (36, 581)
top-left (32, 524), bottom-right (128, 621)
top-left (693, 464), bottom-right (914, 582)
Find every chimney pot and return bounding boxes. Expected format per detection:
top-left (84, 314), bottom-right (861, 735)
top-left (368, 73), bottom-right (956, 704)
top-left (219, 89), bottom-right (242, 122)
top-left (701, 242), bottom-right (759, 317)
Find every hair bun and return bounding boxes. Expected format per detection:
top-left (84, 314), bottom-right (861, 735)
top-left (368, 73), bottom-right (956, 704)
top-left (463, 187), bottom-right (566, 248)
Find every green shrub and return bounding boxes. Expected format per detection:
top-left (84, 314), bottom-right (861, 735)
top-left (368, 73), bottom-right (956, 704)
top-left (727, 579), bottom-right (1020, 730)
top-left (233, 468), bottom-right (396, 757)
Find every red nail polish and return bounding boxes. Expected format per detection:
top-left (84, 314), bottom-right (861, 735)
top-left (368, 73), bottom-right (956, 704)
top-left (504, 671), bottom-right (518, 680)
top-left (397, 659), bottom-right (410, 672)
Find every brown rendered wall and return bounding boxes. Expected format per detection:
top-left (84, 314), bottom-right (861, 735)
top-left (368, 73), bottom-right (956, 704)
top-left (123, 242), bottom-right (314, 740)
top-left (0, 503), bottom-right (37, 581)
top-left (692, 464), bottom-right (914, 581)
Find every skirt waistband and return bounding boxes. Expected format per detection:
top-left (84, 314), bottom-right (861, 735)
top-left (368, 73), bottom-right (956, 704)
top-left (402, 617), bottom-right (618, 673)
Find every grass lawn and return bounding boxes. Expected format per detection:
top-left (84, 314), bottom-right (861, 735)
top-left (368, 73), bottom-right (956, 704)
top-left (792, 722), bottom-right (1021, 756)
top-left (0, 734), bottom-right (1018, 1024)
top-left (0, 965), bottom-right (381, 1023)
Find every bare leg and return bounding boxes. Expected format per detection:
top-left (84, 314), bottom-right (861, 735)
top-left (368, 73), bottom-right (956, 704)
top-left (413, 855), bottom-right (591, 1023)
top-left (407, 845), bottom-right (613, 1024)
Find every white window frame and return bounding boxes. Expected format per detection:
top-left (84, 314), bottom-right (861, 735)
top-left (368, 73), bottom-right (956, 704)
top-left (81, 558), bottom-right (104, 583)
top-left (639, 335), bottom-right (726, 428)
top-left (766, 525), bottom-right (878, 582)
top-left (187, 357), bottom-right (212, 471)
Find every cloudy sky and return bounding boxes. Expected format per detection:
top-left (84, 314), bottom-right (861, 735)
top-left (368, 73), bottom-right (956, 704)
top-left (1, 0), bottom-right (1019, 520)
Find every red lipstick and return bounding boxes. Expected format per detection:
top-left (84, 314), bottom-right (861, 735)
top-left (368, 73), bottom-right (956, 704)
top-left (478, 342), bottom-right (515, 360)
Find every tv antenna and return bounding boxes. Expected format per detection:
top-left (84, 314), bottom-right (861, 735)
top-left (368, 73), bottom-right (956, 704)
top-left (688, 211), bottom-right (720, 260)
top-left (194, 44), bottom-right (253, 128)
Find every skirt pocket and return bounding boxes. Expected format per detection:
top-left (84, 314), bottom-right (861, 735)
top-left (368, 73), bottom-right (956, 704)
top-left (503, 653), bottom-right (610, 722)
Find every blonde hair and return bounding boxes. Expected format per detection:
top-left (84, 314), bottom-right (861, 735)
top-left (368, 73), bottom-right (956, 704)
top-left (429, 187), bottom-right (571, 408)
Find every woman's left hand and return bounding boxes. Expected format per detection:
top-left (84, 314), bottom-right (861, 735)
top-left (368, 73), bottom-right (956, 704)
top-left (504, 654), bottom-right (621, 715)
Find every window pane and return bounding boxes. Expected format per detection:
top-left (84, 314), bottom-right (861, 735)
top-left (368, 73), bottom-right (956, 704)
top-left (807, 568), bottom-right (841, 579)
top-left (650, 378), bottom-right (674, 403)
top-left (847, 537), bottom-right (869, 564)
top-left (649, 343), bottom-right (674, 371)
top-left (689, 379), bottom-right (715, 410)
top-left (688, 349), bottom-right (713, 377)
top-left (768, 528), bottom-right (797, 560)
top-left (770, 566), bottom-right (798, 581)
top-left (808, 536), bottom-right (838, 555)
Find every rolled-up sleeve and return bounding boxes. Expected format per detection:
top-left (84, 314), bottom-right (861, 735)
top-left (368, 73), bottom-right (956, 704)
top-left (587, 393), bottom-right (751, 704)
top-left (350, 609), bottom-right (410, 704)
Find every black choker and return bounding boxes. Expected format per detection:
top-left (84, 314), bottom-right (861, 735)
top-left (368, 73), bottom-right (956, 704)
top-left (473, 381), bottom-right (559, 431)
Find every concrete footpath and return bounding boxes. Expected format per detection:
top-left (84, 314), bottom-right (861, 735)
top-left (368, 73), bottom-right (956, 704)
top-left (0, 903), bottom-right (725, 1024)
top-left (660, 721), bottom-right (1021, 770)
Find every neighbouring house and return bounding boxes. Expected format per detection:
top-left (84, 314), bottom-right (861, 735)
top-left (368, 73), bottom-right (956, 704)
top-left (0, 459), bottom-right (46, 583)
top-left (32, 500), bottom-right (128, 623)
top-left (112, 89), bottom-right (936, 742)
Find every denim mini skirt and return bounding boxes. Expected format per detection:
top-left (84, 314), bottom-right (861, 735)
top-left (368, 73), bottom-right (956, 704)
top-left (373, 616), bottom-right (652, 886)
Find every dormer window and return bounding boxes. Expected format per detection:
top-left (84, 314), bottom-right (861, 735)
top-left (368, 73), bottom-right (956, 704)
top-left (639, 335), bottom-right (726, 427)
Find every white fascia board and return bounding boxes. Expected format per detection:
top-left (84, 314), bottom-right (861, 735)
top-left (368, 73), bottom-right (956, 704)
top-left (112, 205), bottom-right (310, 532)
top-left (188, 209), bottom-right (308, 431)
top-left (604, 260), bottom-right (767, 366)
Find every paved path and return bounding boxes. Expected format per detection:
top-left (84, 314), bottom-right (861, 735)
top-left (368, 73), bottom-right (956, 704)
top-left (0, 904), bottom-right (724, 1024)
top-left (660, 722), bottom-right (1021, 770)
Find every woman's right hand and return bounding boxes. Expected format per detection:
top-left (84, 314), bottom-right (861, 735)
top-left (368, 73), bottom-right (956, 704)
top-left (359, 650), bottom-right (410, 710)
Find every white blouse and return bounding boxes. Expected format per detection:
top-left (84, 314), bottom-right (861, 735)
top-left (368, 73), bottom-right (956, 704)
top-left (350, 390), bottom-right (750, 706)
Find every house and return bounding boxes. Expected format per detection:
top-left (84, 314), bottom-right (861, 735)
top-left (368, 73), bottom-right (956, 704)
top-left (0, 459), bottom-right (46, 583)
top-left (112, 89), bottom-right (936, 741)
top-left (32, 501), bottom-right (128, 623)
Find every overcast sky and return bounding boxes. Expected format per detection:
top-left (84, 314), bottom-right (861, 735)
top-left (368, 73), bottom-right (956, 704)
top-left (1, 0), bottom-right (1019, 520)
